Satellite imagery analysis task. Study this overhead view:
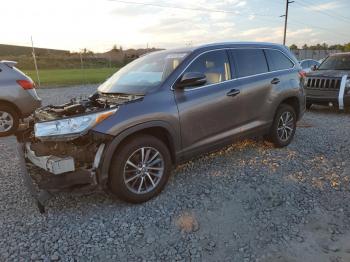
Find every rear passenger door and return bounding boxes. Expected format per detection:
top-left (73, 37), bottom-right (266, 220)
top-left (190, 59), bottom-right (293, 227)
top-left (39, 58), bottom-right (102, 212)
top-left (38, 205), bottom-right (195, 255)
top-left (229, 48), bottom-right (272, 125)
top-left (263, 48), bottom-right (296, 117)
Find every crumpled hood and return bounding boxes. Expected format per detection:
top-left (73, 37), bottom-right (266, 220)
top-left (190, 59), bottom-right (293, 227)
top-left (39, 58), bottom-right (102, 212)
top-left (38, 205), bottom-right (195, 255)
top-left (306, 70), bottom-right (350, 78)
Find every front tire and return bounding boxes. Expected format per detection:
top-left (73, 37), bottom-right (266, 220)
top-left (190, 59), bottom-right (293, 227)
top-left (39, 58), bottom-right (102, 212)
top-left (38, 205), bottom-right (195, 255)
top-left (109, 134), bottom-right (172, 203)
top-left (0, 105), bottom-right (19, 137)
top-left (267, 104), bottom-right (297, 148)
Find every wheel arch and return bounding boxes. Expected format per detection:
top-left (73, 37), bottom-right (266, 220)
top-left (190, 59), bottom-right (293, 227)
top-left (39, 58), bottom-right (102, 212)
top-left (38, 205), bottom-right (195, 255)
top-left (277, 96), bottom-right (301, 120)
top-left (98, 121), bottom-right (180, 186)
top-left (0, 99), bottom-right (21, 117)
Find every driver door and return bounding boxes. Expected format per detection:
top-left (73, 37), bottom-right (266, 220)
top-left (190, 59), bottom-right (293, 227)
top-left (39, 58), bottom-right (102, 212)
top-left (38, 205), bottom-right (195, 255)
top-left (174, 49), bottom-right (247, 157)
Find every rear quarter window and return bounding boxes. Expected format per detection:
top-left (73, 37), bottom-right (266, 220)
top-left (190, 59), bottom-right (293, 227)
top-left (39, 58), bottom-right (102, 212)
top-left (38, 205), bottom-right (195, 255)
top-left (230, 49), bottom-right (269, 78)
top-left (265, 49), bottom-right (294, 71)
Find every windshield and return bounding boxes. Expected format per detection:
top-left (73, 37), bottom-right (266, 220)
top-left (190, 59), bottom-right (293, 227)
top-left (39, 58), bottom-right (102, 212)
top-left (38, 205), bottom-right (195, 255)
top-left (98, 51), bottom-right (189, 94)
top-left (318, 54), bottom-right (350, 70)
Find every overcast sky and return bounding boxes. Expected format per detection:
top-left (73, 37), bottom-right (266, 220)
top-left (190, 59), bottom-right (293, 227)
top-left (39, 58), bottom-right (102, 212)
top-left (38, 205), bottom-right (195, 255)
top-left (1, 0), bottom-right (349, 52)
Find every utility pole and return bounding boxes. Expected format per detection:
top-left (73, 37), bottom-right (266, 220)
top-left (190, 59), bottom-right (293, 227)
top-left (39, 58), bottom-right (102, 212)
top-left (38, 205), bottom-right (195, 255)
top-left (31, 36), bottom-right (41, 87)
top-left (281, 0), bottom-right (294, 46)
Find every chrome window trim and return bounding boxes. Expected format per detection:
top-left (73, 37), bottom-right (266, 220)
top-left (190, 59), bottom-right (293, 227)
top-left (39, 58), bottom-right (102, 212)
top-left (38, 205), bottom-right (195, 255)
top-left (171, 47), bottom-right (296, 92)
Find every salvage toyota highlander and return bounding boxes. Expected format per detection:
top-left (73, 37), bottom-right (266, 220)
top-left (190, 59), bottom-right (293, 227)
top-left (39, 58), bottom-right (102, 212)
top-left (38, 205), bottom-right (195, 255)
top-left (16, 42), bottom-right (305, 209)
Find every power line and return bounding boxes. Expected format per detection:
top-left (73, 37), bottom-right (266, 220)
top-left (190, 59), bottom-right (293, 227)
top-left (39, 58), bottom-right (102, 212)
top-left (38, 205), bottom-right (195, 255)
top-left (108, 0), bottom-right (274, 17)
top-left (294, 0), bottom-right (350, 23)
top-left (302, 0), bottom-right (350, 22)
top-left (109, 0), bottom-right (350, 43)
top-left (288, 19), bottom-right (350, 39)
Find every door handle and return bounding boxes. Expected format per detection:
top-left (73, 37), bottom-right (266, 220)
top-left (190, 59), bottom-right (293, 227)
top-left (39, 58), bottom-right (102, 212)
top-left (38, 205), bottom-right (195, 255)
top-left (226, 89), bottom-right (240, 97)
top-left (271, 78), bottom-right (280, 85)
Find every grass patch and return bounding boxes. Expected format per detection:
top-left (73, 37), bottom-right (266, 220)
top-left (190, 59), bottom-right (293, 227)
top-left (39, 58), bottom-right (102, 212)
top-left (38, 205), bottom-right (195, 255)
top-left (24, 68), bottom-right (119, 87)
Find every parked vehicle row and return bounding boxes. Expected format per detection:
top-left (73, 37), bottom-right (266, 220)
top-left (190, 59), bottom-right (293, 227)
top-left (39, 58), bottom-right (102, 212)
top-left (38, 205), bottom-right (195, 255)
top-left (14, 42), bottom-right (305, 208)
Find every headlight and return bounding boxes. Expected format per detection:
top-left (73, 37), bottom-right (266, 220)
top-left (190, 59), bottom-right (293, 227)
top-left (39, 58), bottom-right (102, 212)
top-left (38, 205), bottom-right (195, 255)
top-left (34, 108), bottom-right (117, 141)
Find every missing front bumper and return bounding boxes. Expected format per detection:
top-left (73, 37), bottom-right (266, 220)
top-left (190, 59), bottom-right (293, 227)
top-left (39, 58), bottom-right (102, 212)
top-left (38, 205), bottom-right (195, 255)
top-left (17, 143), bottom-right (52, 213)
top-left (17, 141), bottom-right (106, 213)
top-left (25, 142), bottom-right (75, 175)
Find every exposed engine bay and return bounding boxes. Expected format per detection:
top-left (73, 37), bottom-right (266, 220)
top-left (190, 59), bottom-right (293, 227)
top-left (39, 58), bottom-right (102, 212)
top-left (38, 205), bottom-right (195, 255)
top-left (16, 92), bottom-right (144, 194)
top-left (34, 92), bottom-right (143, 122)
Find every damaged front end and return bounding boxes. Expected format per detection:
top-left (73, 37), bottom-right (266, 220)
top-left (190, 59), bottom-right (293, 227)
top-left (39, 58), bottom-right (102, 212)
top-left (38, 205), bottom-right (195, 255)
top-left (16, 92), bottom-right (142, 212)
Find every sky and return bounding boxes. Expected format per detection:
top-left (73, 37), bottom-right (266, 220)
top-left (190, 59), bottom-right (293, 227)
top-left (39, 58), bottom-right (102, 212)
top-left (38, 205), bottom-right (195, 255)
top-left (1, 0), bottom-right (349, 52)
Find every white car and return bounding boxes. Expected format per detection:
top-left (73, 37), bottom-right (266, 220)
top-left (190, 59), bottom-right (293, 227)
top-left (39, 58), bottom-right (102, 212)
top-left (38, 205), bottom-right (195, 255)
top-left (299, 59), bottom-right (320, 73)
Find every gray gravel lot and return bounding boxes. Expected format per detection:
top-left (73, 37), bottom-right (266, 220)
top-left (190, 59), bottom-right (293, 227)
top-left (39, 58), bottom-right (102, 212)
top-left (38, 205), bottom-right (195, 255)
top-left (1, 85), bottom-right (350, 261)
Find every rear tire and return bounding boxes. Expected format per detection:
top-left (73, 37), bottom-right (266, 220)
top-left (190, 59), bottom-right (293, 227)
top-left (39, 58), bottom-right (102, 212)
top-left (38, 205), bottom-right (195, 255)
top-left (109, 134), bottom-right (172, 203)
top-left (0, 105), bottom-right (19, 137)
top-left (266, 104), bottom-right (296, 148)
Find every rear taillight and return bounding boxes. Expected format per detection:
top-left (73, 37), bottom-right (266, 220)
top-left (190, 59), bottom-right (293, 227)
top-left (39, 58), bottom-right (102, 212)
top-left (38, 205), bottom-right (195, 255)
top-left (298, 70), bottom-right (306, 79)
top-left (16, 80), bottom-right (35, 90)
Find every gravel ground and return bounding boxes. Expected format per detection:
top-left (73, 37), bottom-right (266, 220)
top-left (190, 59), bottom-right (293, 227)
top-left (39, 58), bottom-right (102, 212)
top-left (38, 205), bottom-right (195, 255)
top-left (1, 85), bottom-right (350, 261)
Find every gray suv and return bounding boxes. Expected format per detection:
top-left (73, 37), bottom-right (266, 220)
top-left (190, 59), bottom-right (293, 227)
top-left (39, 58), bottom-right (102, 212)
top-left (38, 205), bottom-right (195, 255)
top-left (0, 61), bottom-right (41, 136)
top-left (17, 42), bottom-right (305, 207)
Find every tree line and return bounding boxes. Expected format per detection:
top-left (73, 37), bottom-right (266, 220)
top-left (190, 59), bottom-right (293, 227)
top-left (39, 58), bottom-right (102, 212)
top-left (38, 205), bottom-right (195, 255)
top-left (289, 43), bottom-right (350, 51)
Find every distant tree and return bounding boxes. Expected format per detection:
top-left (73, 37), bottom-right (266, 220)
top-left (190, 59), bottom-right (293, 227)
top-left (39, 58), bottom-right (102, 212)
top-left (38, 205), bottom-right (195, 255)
top-left (289, 44), bottom-right (298, 50)
top-left (120, 46), bottom-right (123, 52)
top-left (344, 43), bottom-right (350, 52)
top-left (302, 44), bottom-right (308, 50)
top-left (329, 44), bottom-right (344, 51)
top-left (112, 44), bottom-right (118, 50)
top-left (81, 48), bottom-right (93, 55)
top-left (321, 43), bottom-right (328, 50)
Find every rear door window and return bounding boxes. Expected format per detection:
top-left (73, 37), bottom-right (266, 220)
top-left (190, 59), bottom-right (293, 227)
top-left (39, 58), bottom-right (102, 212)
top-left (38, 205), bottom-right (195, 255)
top-left (264, 49), bottom-right (294, 71)
top-left (230, 49), bottom-right (269, 78)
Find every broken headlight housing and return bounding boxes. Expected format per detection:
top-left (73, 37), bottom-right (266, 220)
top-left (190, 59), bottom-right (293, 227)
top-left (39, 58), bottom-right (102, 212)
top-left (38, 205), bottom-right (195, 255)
top-left (34, 108), bottom-right (117, 141)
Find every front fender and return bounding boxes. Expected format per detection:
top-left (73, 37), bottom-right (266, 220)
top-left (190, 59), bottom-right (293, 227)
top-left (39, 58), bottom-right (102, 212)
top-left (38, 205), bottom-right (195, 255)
top-left (98, 120), bottom-right (180, 186)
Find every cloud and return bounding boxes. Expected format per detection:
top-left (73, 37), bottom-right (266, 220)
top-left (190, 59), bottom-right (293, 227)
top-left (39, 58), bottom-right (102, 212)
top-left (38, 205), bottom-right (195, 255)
top-left (110, 2), bottom-right (163, 16)
top-left (308, 1), bottom-right (340, 11)
top-left (2, 0), bottom-right (346, 52)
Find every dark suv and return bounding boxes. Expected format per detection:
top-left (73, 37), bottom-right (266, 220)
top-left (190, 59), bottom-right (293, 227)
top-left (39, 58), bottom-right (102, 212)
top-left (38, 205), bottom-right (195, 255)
top-left (17, 42), bottom-right (305, 207)
top-left (304, 52), bottom-right (350, 109)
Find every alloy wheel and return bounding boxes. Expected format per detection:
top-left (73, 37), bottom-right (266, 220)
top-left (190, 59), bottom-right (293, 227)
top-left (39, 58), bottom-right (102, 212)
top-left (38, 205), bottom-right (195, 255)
top-left (123, 147), bottom-right (164, 194)
top-left (0, 111), bottom-right (14, 133)
top-left (277, 111), bottom-right (295, 142)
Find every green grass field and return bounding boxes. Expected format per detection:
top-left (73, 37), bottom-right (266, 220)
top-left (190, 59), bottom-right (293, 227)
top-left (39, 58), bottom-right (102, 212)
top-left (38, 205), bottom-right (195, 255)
top-left (24, 68), bottom-right (119, 87)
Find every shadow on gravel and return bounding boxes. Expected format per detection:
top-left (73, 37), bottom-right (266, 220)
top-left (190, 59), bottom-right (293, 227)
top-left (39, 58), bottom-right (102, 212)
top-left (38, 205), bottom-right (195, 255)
top-left (308, 104), bottom-right (350, 115)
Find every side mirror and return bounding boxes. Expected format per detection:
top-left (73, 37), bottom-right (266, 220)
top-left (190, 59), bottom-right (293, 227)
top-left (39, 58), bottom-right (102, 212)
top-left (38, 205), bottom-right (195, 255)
top-left (311, 65), bottom-right (317, 71)
top-left (176, 72), bottom-right (207, 89)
